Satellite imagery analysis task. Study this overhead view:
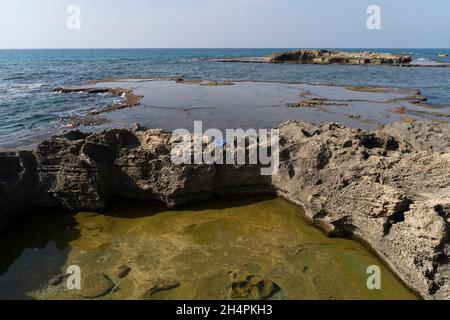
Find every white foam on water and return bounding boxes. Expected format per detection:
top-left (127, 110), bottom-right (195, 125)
top-left (6, 83), bottom-right (45, 94)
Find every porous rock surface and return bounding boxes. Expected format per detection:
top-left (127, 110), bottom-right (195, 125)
top-left (0, 120), bottom-right (449, 299)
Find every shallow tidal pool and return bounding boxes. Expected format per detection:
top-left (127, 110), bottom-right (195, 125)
top-left (0, 196), bottom-right (417, 300)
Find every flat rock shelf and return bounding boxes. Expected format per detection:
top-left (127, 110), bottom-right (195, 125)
top-left (3, 79), bottom-right (450, 150)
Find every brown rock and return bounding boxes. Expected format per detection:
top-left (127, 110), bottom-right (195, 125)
top-left (79, 273), bottom-right (115, 299)
top-left (0, 120), bottom-right (449, 299)
top-left (116, 265), bottom-right (131, 279)
top-left (268, 49), bottom-right (412, 65)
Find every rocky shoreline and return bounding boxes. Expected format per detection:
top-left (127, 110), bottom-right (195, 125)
top-left (54, 87), bottom-right (143, 128)
top-left (0, 120), bottom-right (449, 299)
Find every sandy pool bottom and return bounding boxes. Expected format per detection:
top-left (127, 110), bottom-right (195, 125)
top-left (0, 196), bottom-right (417, 300)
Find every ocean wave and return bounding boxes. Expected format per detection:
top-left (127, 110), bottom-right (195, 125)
top-left (5, 83), bottom-right (45, 94)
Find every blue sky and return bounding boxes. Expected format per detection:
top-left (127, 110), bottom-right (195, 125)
top-left (0, 0), bottom-right (449, 48)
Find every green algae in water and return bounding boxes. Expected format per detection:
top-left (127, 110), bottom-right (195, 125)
top-left (0, 196), bottom-right (417, 300)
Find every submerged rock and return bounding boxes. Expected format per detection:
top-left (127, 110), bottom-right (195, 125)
top-left (0, 120), bottom-right (449, 299)
top-left (226, 272), bottom-right (283, 300)
top-left (143, 281), bottom-right (181, 300)
top-left (54, 87), bottom-right (143, 119)
top-left (116, 265), bottom-right (132, 279)
top-left (78, 273), bottom-right (115, 299)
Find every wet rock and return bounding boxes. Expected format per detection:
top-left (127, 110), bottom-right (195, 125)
top-left (143, 280), bottom-right (180, 299)
top-left (61, 115), bottom-right (109, 128)
top-left (54, 87), bottom-right (143, 118)
top-left (49, 274), bottom-right (65, 287)
top-left (288, 98), bottom-right (350, 108)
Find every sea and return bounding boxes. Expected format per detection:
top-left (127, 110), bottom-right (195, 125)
top-left (0, 48), bottom-right (449, 144)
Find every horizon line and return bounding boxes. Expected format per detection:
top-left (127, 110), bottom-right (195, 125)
top-left (0, 46), bottom-right (450, 50)
top-left (0, 47), bottom-right (449, 50)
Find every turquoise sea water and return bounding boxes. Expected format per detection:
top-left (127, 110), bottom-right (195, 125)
top-left (0, 48), bottom-right (449, 142)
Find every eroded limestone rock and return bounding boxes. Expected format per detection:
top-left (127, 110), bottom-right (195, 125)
top-left (268, 50), bottom-right (412, 65)
top-left (0, 120), bottom-right (449, 299)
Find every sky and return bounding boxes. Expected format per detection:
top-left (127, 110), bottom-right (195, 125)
top-left (0, 0), bottom-right (449, 49)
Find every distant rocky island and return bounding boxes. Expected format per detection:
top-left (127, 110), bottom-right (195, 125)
top-left (206, 49), bottom-right (416, 66)
top-left (268, 49), bottom-right (412, 65)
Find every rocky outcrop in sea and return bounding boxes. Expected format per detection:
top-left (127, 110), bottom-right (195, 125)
top-left (0, 120), bottom-right (449, 299)
top-left (207, 50), bottom-right (414, 65)
top-left (268, 49), bottom-right (413, 65)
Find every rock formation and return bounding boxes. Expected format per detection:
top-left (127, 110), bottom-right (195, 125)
top-left (54, 87), bottom-right (143, 115)
top-left (0, 120), bottom-right (449, 299)
top-left (268, 50), bottom-right (412, 65)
